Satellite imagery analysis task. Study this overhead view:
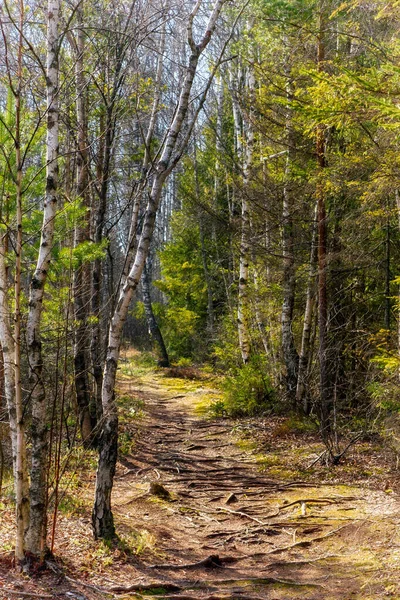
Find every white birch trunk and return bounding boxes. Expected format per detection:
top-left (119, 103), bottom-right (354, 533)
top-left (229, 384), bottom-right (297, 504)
top-left (0, 238), bottom-right (29, 562)
top-left (0, 0), bottom-right (31, 563)
top-left (25, 0), bottom-right (60, 558)
top-left (92, 0), bottom-right (226, 539)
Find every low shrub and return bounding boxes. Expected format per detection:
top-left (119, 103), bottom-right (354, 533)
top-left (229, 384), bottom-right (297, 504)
top-left (223, 357), bottom-right (274, 416)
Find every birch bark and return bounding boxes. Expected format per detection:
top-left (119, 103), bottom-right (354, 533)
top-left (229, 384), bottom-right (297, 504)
top-left (0, 0), bottom-right (30, 563)
top-left (92, 0), bottom-right (226, 540)
top-left (25, 0), bottom-right (60, 558)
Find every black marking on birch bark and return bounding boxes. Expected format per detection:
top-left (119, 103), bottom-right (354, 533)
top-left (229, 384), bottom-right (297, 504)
top-left (31, 277), bottom-right (44, 290)
top-left (46, 176), bottom-right (56, 191)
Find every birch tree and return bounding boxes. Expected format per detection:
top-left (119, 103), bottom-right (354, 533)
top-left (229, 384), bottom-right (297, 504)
top-left (25, 0), bottom-right (60, 558)
top-left (92, 0), bottom-right (229, 540)
top-left (0, 0), bottom-right (32, 564)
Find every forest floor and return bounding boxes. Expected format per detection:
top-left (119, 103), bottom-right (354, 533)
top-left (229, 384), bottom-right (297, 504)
top-left (2, 351), bottom-right (400, 599)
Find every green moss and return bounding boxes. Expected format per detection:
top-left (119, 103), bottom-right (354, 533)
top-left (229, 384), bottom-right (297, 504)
top-left (236, 439), bottom-right (258, 452)
top-left (255, 453), bottom-right (280, 467)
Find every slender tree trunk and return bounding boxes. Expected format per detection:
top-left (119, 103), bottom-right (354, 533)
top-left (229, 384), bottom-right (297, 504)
top-left (316, 7), bottom-right (332, 441)
top-left (395, 190), bottom-right (400, 382)
top-left (194, 136), bottom-right (215, 335)
top-left (25, 0), bottom-right (60, 559)
top-left (90, 47), bottom-right (125, 418)
top-left (91, 106), bottom-right (107, 422)
top-left (13, 0), bottom-right (30, 562)
top-left (384, 219), bottom-right (391, 331)
top-left (231, 69), bottom-right (252, 364)
top-left (0, 235), bottom-right (29, 562)
top-left (92, 0), bottom-right (226, 539)
top-left (199, 218), bottom-right (215, 335)
top-left (72, 7), bottom-right (94, 444)
top-left (212, 82), bottom-right (224, 242)
top-left (296, 202), bottom-right (318, 414)
top-left (281, 66), bottom-right (299, 403)
top-left (0, 0), bottom-right (31, 562)
top-left (92, 174), bottom-right (166, 540)
top-left (90, 36), bottom-right (128, 419)
top-left (141, 259), bottom-right (170, 367)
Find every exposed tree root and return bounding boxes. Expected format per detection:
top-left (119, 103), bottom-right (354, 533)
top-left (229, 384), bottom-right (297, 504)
top-left (265, 523), bottom-right (353, 555)
top-left (0, 591), bottom-right (53, 599)
top-left (216, 506), bottom-right (278, 523)
top-left (265, 553), bottom-right (338, 568)
top-left (107, 576), bottom-right (323, 595)
top-left (108, 582), bottom-right (182, 593)
top-left (149, 554), bottom-right (225, 570)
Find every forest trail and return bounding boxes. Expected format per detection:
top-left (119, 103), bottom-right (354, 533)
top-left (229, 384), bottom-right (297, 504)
top-left (2, 360), bottom-right (400, 600)
top-left (106, 364), bottom-right (400, 600)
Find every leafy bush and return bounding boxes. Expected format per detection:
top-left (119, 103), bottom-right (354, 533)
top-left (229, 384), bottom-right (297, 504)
top-left (163, 307), bottom-right (199, 358)
top-left (212, 315), bottom-right (243, 370)
top-left (223, 357), bottom-right (274, 416)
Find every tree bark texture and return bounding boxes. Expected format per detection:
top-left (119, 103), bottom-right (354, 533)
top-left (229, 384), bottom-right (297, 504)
top-left (316, 10), bottom-right (332, 440)
top-left (281, 67), bottom-right (299, 404)
top-left (231, 69), bottom-right (252, 364)
top-left (92, 0), bottom-right (226, 540)
top-left (296, 202), bottom-right (318, 414)
top-left (72, 8), bottom-right (94, 444)
top-left (141, 260), bottom-right (170, 367)
top-left (25, 0), bottom-right (60, 558)
top-left (395, 190), bottom-right (400, 382)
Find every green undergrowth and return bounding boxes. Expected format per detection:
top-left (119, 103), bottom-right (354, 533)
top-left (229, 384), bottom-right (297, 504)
top-left (120, 351), bottom-right (396, 491)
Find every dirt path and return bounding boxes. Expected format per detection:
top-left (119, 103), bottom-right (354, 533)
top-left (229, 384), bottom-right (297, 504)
top-left (108, 373), bottom-right (400, 599)
top-left (1, 366), bottom-right (400, 599)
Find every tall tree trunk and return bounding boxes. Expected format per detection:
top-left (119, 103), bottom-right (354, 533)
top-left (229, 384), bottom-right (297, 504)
top-left (92, 0), bottom-right (226, 539)
top-left (296, 202), bottom-right (318, 414)
top-left (25, 0), bottom-right (60, 559)
top-left (0, 237), bottom-right (29, 562)
top-left (90, 43), bottom-right (125, 419)
top-left (316, 7), bottom-right (332, 442)
top-left (384, 218), bottom-right (391, 331)
top-left (231, 69), bottom-right (252, 364)
top-left (141, 259), bottom-right (170, 367)
top-left (281, 65), bottom-right (299, 403)
top-left (72, 7), bottom-right (94, 444)
top-left (90, 30), bottom-right (130, 420)
top-left (13, 0), bottom-right (30, 562)
top-left (199, 217), bottom-right (215, 336)
top-left (91, 106), bottom-right (107, 422)
top-left (194, 135), bottom-right (215, 336)
top-left (0, 0), bottom-right (31, 562)
top-left (212, 82), bottom-right (224, 242)
top-left (395, 190), bottom-right (400, 382)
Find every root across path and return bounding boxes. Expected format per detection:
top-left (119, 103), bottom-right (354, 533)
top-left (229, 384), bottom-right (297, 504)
top-left (1, 363), bottom-right (400, 599)
top-left (107, 370), bottom-right (400, 599)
